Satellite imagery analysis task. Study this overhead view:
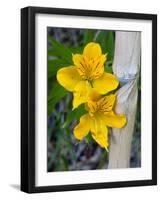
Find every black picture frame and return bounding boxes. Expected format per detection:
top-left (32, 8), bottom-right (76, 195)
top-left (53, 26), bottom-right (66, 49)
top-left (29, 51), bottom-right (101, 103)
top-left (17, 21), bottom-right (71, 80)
top-left (21, 6), bottom-right (157, 193)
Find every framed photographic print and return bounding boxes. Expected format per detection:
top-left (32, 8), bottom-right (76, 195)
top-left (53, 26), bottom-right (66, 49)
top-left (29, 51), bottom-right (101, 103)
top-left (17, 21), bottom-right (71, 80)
top-left (21, 6), bottom-right (157, 193)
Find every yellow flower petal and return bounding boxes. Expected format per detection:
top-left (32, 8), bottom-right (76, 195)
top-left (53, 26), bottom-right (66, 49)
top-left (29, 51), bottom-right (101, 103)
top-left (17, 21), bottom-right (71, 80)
top-left (93, 72), bottom-right (119, 94)
top-left (72, 54), bottom-right (83, 67)
top-left (89, 54), bottom-right (106, 79)
top-left (90, 116), bottom-right (108, 149)
top-left (72, 43), bottom-right (106, 80)
top-left (88, 88), bottom-right (102, 102)
top-left (74, 114), bottom-right (90, 140)
top-left (101, 111), bottom-right (127, 128)
top-left (56, 66), bottom-right (81, 92)
top-left (83, 42), bottom-right (102, 60)
top-left (98, 94), bottom-right (116, 114)
top-left (87, 101), bottom-right (98, 117)
top-left (73, 80), bottom-right (91, 109)
top-left (72, 54), bottom-right (87, 79)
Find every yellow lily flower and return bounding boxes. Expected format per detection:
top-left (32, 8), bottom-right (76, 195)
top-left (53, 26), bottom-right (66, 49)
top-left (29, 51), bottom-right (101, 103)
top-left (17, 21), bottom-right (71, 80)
top-left (73, 90), bottom-right (126, 149)
top-left (57, 42), bottom-right (119, 109)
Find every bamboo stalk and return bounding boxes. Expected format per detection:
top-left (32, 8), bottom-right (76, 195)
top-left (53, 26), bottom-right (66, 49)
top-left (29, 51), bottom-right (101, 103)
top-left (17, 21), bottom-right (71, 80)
top-left (108, 32), bottom-right (141, 168)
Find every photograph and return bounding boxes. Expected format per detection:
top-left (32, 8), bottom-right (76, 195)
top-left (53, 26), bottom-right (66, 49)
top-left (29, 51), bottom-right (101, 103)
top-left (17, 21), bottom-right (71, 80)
top-left (21, 7), bottom-right (157, 193)
top-left (47, 27), bottom-right (141, 172)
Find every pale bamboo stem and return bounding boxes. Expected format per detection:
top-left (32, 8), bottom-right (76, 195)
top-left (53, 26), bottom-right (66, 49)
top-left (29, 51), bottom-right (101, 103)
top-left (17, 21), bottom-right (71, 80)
top-left (108, 32), bottom-right (141, 169)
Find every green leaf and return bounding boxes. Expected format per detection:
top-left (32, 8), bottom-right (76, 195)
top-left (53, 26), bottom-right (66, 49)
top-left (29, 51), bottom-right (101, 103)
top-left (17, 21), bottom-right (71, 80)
top-left (106, 31), bottom-right (115, 60)
top-left (63, 104), bottom-right (87, 128)
top-left (48, 36), bottom-right (73, 64)
top-left (48, 59), bottom-right (70, 78)
top-left (61, 155), bottom-right (69, 170)
top-left (69, 46), bottom-right (83, 54)
top-left (105, 66), bottom-right (113, 74)
top-left (95, 31), bottom-right (107, 51)
top-left (83, 29), bottom-right (96, 45)
top-left (85, 133), bottom-right (93, 143)
top-left (48, 82), bottom-right (67, 114)
top-left (104, 62), bottom-right (113, 74)
top-left (95, 31), bottom-right (115, 60)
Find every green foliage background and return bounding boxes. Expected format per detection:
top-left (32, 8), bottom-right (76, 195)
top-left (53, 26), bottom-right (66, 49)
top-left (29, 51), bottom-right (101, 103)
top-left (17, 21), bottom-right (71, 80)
top-left (47, 28), bottom-right (141, 172)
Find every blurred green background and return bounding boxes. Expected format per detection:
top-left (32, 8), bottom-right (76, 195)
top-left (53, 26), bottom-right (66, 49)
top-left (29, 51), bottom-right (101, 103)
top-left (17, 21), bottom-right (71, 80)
top-left (47, 27), bottom-right (141, 172)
